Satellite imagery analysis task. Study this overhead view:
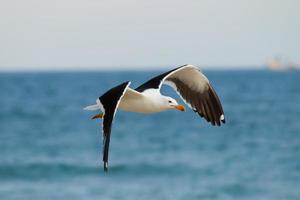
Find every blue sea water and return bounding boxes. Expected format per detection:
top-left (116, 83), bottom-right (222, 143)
top-left (0, 70), bottom-right (300, 200)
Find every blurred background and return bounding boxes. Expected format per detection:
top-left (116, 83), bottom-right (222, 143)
top-left (0, 0), bottom-right (300, 200)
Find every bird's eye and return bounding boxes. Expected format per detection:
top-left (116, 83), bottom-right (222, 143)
top-left (168, 100), bottom-right (172, 103)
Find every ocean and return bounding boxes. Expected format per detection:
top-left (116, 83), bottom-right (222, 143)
top-left (0, 70), bottom-right (299, 200)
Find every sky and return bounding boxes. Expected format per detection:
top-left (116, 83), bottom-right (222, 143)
top-left (0, 0), bottom-right (299, 71)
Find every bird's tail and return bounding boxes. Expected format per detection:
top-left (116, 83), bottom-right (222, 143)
top-left (83, 104), bottom-right (100, 111)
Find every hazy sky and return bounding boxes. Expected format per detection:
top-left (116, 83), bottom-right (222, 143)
top-left (0, 0), bottom-right (299, 70)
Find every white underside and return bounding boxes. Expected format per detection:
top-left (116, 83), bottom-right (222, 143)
top-left (118, 88), bottom-right (168, 113)
top-left (84, 88), bottom-right (168, 114)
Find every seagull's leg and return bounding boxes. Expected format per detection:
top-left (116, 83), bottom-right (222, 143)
top-left (91, 113), bottom-right (104, 119)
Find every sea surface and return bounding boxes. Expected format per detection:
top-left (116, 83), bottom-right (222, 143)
top-left (0, 70), bottom-right (300, 200)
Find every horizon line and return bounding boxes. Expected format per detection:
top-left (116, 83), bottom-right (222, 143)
top-left (0, 64), bottom-right (265, 72)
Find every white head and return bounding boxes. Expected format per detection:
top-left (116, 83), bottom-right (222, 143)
top-left (162, 96), bottom-right (185, 111)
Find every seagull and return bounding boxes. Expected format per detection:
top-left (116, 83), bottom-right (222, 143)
top-left (84, 64), bottom-right (225, 171)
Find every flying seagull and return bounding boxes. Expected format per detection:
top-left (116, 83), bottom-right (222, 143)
top-left (84, 64), bottom-right (225, 171)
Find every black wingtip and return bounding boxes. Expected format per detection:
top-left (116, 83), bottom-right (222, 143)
top-left (104, 162), bottom-right (108, 172)
top-left (220, 114), bottom-right (225, 124)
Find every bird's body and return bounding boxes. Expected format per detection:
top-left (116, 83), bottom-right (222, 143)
top-left (84, 64), bottom-right (225, 171)
top-left (119, 89), bottom-right (172, 113)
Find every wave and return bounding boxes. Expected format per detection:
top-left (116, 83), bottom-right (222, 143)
top-left (0, 161), bottom-right (215, 180)
top-left (0, 162), bottom-right (100, 180)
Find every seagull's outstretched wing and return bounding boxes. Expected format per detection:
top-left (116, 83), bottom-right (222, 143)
top-left (135, 64), bottom-right (225, 126)
top-left (98, 81), bottom-right (131, 171)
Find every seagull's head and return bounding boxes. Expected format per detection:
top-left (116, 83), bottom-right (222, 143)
top-left (164, 96), bottom-right (185, 112)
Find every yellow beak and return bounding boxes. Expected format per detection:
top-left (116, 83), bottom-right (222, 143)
top-left (91, 113), bottom-right (104, 119)
top-left (174, 104), bottom-right (185, 112)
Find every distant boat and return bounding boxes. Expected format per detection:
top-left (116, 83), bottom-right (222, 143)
top-left (266, 57), bottom-right (300, 71)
